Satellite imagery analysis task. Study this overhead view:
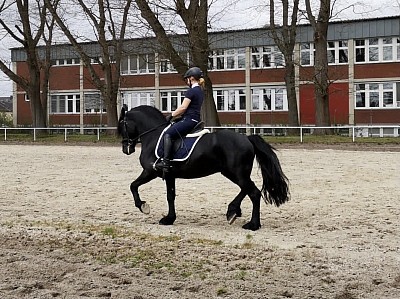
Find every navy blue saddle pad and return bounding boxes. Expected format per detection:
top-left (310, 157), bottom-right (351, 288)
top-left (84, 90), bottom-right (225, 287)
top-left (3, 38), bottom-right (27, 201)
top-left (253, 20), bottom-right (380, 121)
top-left (155, 125), bottom-right (209, 161)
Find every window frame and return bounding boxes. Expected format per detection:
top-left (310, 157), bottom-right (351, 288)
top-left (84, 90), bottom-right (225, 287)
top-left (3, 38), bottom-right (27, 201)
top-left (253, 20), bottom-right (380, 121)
top-left (50, 94), bottom-right (81, 114)
top-left (354, 82), bottom-right (399, 109)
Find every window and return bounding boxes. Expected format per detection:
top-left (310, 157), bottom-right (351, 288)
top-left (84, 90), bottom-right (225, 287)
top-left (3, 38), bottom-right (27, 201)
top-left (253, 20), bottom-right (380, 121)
top-left (52, 58), bottom-right (80, 66)
top-left (251, 87), bottom-right (288, 111)
top-left (302, 41), bottom-right (348, 65)
top-left (122, 91), bottom-right (155, 110)
top-left (120, 54), bottom-right (155, 74)
top-left (84, 93), bottom-right (106, 113)
top-left (355, 82), bottom-right (399, 109)
top-left (159, 52), bottom-right (190, 73)
top-left (355, 40), bottom-right (366, 62)
top-left (397, 38), bottom-right (400, 61)
top-left (355, 37), bottom-right (400, 63)
top-left (300, 43), bottom-right (313, 66)
top-left (213, 89), bottom-right (246, 111)
top-left (160, 90), bottom-right (185, 112)
top-left (208, 48), bottom-right (246, 70)
top-left (50, 94), bottom-right (80, 114)
top-left (251, 46), bottom-right (285, 68)
top-left (383, 38), bottom-right (393, 61)
top-left (327, 41), bottom-right (348, 64)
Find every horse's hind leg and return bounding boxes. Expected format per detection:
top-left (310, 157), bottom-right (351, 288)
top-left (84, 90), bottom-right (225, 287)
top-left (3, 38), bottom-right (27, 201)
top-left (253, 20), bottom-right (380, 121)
top-left (226, 190), bottom-right (246, 224)
top-left (242, 181), bottom-right (262, 231)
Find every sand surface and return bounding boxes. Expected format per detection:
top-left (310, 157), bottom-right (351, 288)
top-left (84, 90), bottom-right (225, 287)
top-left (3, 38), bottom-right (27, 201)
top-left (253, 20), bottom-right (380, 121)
top-left (0, 144), bottom-right (399, 299)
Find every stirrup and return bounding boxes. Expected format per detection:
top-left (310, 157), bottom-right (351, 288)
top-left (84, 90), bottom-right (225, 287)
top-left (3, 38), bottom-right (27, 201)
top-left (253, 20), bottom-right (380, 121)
top-left (153, 158), bottom-right (171, 172)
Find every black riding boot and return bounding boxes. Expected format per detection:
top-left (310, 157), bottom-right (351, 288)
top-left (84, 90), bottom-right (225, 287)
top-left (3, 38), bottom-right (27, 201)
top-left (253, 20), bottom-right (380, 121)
top-left (161, 134), bottom-right (173, 172)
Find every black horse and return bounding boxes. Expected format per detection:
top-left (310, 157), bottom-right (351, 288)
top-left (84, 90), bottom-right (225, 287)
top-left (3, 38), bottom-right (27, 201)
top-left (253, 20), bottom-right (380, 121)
top-left (118, 105), bottom-right (289, 231)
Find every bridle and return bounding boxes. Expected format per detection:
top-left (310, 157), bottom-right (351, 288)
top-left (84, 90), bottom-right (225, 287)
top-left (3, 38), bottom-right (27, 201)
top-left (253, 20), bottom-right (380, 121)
top-left (121, 116), bottom-right (168, 146)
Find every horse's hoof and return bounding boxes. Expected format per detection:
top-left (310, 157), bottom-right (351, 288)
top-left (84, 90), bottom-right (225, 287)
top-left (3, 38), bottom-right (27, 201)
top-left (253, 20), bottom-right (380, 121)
top-left (227, 213), bottom-right (237, 225)
top-left (242, 222), bottom-right (261, 231)
top-left (140, 202), bottom-right (150, 214)
top-left (159, 216), bottom-right (176, 225)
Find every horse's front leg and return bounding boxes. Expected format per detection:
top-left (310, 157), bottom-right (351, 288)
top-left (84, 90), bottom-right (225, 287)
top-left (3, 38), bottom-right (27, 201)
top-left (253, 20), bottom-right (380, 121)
top-left (130, 169), bottom-right (157, 214)
top-left (226, 190), bottom-right (246, 224)
top-left (159, 176), bottom-right (176, 225)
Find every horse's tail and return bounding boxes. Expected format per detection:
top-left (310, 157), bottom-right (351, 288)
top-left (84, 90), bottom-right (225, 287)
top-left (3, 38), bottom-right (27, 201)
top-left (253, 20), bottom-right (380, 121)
top-left (248, 135), bottom-right (290, 207)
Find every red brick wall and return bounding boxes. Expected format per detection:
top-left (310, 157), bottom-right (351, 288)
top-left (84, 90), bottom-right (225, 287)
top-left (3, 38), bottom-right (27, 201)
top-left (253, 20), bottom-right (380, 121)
top-left (355, 110), bottom-right (400, 124)
top-left (209, 70), bottom-right (245, 85)
top-left (16, 94), bottom-right (32, 125)
top-left (250, 69), bottom-right (285, 83)
top-left (354, 63), bottom-right (400, 79)
top-left (50, 66), bottom-right (80, 90)
top-left (299, 82), bottom-right (349, 125)
top-left (120, 74), bottom-right (155, 88)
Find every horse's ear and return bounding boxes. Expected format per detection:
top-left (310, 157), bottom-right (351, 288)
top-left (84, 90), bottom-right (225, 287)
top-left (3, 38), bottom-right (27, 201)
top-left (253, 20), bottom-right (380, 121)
top-left (120, 104), bottom-right (128, 118)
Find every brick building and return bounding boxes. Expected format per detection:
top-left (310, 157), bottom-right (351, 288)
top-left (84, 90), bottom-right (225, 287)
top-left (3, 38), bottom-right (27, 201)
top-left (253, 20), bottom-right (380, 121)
top-left (11, 16), bottom-right (400, 133)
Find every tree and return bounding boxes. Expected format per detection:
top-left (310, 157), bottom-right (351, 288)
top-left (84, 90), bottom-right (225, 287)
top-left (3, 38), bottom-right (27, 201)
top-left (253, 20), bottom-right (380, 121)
top-left (44, 0), bottom-right (134, 128)
top-left (305, 0), bottom-right (332, 134)
top-left (269, 0), bottom-right (300, 133)
top-left (0, 0), bottom-right (54, 127)
top-left (135, 0), bottom-right (220, 126)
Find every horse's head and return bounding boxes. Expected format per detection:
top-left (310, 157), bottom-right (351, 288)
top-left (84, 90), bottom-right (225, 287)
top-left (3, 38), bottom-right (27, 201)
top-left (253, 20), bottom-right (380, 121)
top-left (118, 104), bottom-right (138, 155)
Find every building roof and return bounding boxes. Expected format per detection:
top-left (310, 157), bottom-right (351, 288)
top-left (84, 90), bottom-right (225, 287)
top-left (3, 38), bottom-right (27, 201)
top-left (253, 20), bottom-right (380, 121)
top-left (10, 15), bottom-right (400, 61)
top-left (0, 96), bottom-right (12, 112)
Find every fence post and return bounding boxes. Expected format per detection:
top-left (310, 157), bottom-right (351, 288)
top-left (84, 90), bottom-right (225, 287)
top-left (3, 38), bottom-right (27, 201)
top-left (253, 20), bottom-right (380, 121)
top-left (300, 127), bottom-right (303, 143)
top-left (352, 126), bottom-right (355, 143)
top-left (64, 128), bottom-right (67, 142)
top-left (97, 128), bottom-right (100, 141)
top-left (33, 128), bottom-right (36, 141)
top-left (4, 128), bottom-right (6, 141)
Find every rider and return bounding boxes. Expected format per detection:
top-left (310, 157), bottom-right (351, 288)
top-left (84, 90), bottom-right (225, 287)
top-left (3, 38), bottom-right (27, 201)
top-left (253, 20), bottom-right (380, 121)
top-left (156, 66), bottom-right (205, 172)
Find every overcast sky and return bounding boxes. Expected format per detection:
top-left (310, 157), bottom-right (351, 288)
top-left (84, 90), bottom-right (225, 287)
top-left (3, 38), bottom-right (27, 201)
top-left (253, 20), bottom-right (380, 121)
top-left (0, 0), bottom-right (399, 97)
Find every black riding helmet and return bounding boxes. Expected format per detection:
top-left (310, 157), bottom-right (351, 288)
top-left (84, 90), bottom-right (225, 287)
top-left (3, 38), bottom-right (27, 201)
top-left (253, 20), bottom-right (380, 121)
top-left (183, 67), bottom-right (203, 80)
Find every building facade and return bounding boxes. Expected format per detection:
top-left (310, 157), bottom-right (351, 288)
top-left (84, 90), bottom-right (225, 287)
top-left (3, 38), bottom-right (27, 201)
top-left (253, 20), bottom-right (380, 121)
top-left (11, 16), bottom-right (400, 132)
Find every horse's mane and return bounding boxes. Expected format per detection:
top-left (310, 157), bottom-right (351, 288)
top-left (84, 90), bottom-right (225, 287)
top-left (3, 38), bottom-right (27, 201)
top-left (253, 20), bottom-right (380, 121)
top-left (130, 105), bottom-right (165, 121)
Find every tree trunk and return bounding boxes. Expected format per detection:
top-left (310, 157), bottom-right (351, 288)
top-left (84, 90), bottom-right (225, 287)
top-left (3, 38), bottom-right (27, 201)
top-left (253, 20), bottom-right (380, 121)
top-left (305, 0), bottom-right (332, 135)
top-left (284, 60), bottom-right (299, 135)
top-left (202, 76), bottom-right (220, 126)
top-left (29, 67), bottom-right (47, 128)
top-left (313, 23), bottom-right (332, 135)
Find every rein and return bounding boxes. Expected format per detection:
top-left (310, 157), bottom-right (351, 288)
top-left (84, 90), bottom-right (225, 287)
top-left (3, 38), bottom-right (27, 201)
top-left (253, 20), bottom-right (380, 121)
top-left (122, 117), bottom-right (168, 144)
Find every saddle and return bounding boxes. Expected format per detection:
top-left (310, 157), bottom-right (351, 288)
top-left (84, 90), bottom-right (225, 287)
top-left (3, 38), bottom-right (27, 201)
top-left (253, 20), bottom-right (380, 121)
top-left (155, 122), bottom-right (210, 162)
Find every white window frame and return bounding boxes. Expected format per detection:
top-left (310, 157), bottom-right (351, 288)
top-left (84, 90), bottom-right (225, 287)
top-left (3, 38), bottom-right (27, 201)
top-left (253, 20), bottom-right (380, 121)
top-left (122, 91), bottom-right (155, 110)
top-left (52, 58), bottom-right (80, 66)
top-left (213, 88), bottom-right (246, 111)
top-left (160, 90), bottom-right (186, 112)
top-left (84, 92), bottom-right (106, 113)
top-left (327, 40), bottom-right (348, 64)
top-left (159, 52), bottom-right (191, 73)
top-left (300, 43), bottom-right (314, 66)
top-left (120, 54), bottom-right (155, 75)
top-left (354, 82), bottom-right (399, 109)
top-left (208, 48), bottom-right (246, 70)
top-left (302, 40), bottom-right (348, 66)
top-left (50, 94), bottom-right (80, 114)
top-left (355, 37), bottom-right (400, 64)
top-left (251, 87), bottom-right (288, 111)
top-left (251, 46), bottom-right (285, 69)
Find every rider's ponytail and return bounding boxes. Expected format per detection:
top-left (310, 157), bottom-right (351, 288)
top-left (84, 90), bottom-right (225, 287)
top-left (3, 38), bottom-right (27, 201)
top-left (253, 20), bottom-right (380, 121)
top-left (199, 77), bottom-right (205, 89)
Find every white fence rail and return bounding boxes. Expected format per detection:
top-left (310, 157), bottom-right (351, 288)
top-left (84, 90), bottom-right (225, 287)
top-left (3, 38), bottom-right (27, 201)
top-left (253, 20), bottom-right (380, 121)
top-left (0, 125), bottom-right (399, 142)
top-left (0, 127), bottom-right (118, 142)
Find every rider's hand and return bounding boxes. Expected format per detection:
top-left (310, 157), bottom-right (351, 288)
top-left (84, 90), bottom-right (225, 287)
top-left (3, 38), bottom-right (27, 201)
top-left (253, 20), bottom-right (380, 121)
top-left (166, 115), bottom-right (173, 123)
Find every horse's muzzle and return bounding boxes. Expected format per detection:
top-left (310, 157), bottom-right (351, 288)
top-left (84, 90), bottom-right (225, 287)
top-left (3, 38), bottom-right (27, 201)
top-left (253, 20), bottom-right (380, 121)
top-left (122, 141), bottom-right (135, 155)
